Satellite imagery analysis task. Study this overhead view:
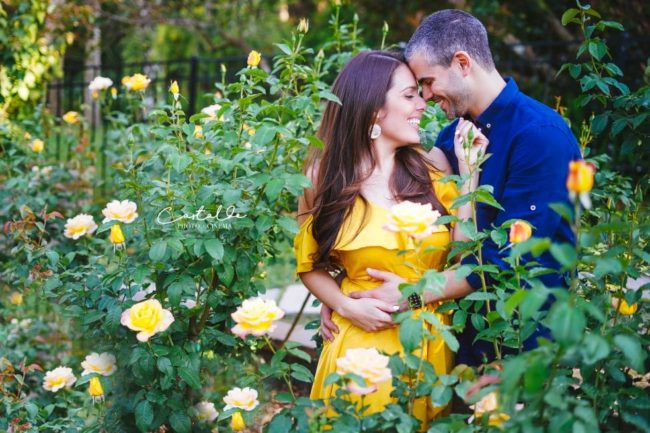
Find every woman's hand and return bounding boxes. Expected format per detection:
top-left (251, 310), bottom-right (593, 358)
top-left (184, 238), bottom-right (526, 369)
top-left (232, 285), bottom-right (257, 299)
top-left (337, 297), bottom-right (398, 332)
top-left (454, 118), bottom-right (488, 173)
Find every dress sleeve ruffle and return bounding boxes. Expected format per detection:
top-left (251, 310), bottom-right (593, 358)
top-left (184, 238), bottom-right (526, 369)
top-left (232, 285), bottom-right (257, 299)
top-left (294, 215), bottom-right (318, 274)
top-left (432, 172), bottom-right (460, 216)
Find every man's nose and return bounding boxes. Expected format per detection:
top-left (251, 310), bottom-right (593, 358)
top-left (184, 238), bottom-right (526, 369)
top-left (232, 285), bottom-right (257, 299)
top-left (421, 86), bottom-right (434, 101)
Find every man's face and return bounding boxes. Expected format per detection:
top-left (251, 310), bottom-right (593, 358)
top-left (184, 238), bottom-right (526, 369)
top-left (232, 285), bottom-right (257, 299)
top-left (408, 52), bottom-right (471, 120)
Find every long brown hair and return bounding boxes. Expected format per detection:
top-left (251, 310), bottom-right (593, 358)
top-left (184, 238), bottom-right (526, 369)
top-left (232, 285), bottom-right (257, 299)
top-left (305, 51), bottom-right (448, 270)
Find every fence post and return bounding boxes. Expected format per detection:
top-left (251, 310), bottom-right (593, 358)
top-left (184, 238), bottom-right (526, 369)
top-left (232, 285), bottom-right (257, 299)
top-left (188, 55), bottom-right (199, 117)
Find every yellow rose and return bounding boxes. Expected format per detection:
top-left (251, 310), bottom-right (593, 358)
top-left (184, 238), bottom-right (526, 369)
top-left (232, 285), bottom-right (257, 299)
top-left (297, 18), bottom-right (309, 33)
top-left (120, 299), bottom-right (175, 342)
top-left (193, 401), bottom-right (219, 422)
top-left (223, 387), bottom-right (259, 411)
top-left (193, 125), bottom-right (204, 139)
top-left (336, 347), bottom-right (392, 394)
top-left (230, 298), bottom-right (284, 338)
top-left (109, 224), bottom-right (125, 248)
top-left (81, 352), bottom-right (117, 376)
top-left (247, 50), bottom-right (261, 68)
top-left (62, 111), bottom-right (80, 124)
top-left (110, 87), bottom-right (117, 99)
top-left (231, 412), bottom-right (246, 431)
top-left (64, 213), bottom-right (98, 239)
top-left (124, 73), bottom-right (150, 91)
top-left (88, 377), bottom-right (104, 401)
top-left (471, 392), bottom-right (510, 427)
top-left (567, 160), bottom-right (595, 193)
top-left (509, 220), bottom-right (532, 244)
top-left (43, 366), bottom-right (76, 392)
top-left (384, 200), bottom-right (443, 239)
top-left (31, 138), bottom-right (44, 153)
top-left (169, 80), bottom-right (180, 98)
top-left (612, 297), bottom-right (638, 316)
top-left (102, 199), bottom-right (138, 224)
top-left (9, 292), bottom-right (23, 305)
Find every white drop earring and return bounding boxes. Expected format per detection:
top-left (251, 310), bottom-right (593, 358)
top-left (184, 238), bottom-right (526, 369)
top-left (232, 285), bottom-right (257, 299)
top-left (370, 124), bottom-right (381, 139)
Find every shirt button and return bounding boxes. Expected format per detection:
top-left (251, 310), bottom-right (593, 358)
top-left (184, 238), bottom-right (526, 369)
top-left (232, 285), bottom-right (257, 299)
top-left (530, 205), bottom-right (537, 211)
top-left (486, 123), bottom-right (491, 128)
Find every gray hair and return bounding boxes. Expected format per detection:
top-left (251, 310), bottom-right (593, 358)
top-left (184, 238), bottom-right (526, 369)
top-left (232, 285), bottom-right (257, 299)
top-left (405, 9), bottom-right (495, 71)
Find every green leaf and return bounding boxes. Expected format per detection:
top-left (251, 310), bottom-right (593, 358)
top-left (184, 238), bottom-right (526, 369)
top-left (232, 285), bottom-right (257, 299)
top-left (267, 412), bottom-right (293, 433)
top-left (149, 240), bottom-right (167, 262)
top-left (550, 243), bottom-right (578, 269)
top-left (317, 90), bottom-right (341, 104)
top-left (179, 367), bottom-right (201, 390)
top-left (430, 385), bottom-right (453, 407)
top-left (561, 8), bottom-right (579, 25)
top-left (588, 40), bottom-right (607, 61)
top-left (156, 357), bottom-right (174, 376)
top-left (524, 359), bottom-right (547, 393)
top-left (613, 334), bottom-right (646, 372)
top-left (265, 178), bottom-right (284, 201)
top-left (399, 317), bottom-right (424, 353)
top-left (169, 412), bottom-right (191, 433)
top-left (548, 301), bottom-right (585, 345)
top-left (204, 239), bottom-right (224, 262)
top-left (474, 189), bottom-right (504, 210)
top-left (252, 125), bottom-right (277, 146)
top-left (504, 289), bottom-right (527, 317)
top-left (582, 333), bottom-right (610, 365)
top-left (549, 202), bottom-right (574, 223)
top-left (278, 216), bottom-right (299, 234)
top-left (135, 400), bottom-right (153, 432)
top-left (464, 291), bottom-right (497, 301)
top-left (593, 257), bottom-right (622, 278)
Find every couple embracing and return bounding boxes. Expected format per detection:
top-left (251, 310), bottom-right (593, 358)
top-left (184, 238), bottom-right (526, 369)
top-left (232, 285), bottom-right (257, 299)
top-left (294, 9), bottom-right (581, 424)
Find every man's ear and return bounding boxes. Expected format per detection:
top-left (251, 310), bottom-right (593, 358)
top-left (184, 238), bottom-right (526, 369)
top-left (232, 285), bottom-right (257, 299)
top-left (453, 51), bottom-right (472, 76)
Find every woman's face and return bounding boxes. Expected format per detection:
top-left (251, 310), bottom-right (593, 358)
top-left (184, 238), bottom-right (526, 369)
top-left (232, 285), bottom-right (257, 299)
top-left (375, 64), bottom-right (427, 146)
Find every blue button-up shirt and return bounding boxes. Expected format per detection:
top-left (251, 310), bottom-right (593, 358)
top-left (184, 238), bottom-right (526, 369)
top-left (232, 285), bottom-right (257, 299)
top-left (436, 78), bottom-right (582, 290)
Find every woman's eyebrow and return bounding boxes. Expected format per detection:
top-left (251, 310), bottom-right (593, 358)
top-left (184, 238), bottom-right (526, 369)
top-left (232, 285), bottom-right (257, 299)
top-left (401, 85), bottom-right (418, 92)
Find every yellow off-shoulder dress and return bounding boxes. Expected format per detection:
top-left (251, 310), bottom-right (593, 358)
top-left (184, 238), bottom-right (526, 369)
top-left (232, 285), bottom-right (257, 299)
top-left (294, 171), bottom-right (458, 425)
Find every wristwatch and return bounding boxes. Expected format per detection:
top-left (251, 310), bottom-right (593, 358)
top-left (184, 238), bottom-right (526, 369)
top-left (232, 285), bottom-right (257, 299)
top-left (407, 293), bottom-right (423, 310)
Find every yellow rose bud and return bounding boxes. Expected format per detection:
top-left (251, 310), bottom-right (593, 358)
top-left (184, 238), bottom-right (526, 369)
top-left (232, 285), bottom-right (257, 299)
top-left (612, 297), bottom-right (638, 316)
top-left (109, 224), bottom-right (125, 248)
top-left (297, 18), bottom-right (309, 34)
top-left (88, 377), bottom-right (104, 399)
top-left (231, 412), bottom-right (246, 431)
top-left (24, 132), bottom-right (32, 140)
top-left (121, 75), bottom-right (131, 86)
top-left (31, 138), bottom-right (44, 153)
top-left (247, 50), bottom-right (261, 68)
top-left (9, 292), bottom-right (23, 305)
top-left (169, 80), bottom-right (180, 98)
top-left (193, 125), bottom-right (204, 139)
top-left (111, 87), bottom-right (117, 99)
top-left (509, 220), bottom-right (532, 244)
top-left (62, 111), bottom-right (80, 124)
top-left (65, 32), bottom-right (75, 45)
top-left (384, 201), bottom-right (444, 239)
top-left (567, 160), bottom-right (595, 193)
top-left (92, 90), bottom-right (99, 100)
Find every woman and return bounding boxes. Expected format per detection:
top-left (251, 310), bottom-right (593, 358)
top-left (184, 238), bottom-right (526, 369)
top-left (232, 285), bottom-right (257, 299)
top-left (294, 51), bottom-right (486, 424)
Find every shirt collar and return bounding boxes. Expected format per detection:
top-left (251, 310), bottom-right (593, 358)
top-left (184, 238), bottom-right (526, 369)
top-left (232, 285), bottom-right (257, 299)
top-left (473, 77), bottom-right (519, 132)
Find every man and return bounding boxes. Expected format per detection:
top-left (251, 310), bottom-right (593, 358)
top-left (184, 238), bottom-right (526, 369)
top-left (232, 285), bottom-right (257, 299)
top-left (319, 9), bottom-right (582, 365)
